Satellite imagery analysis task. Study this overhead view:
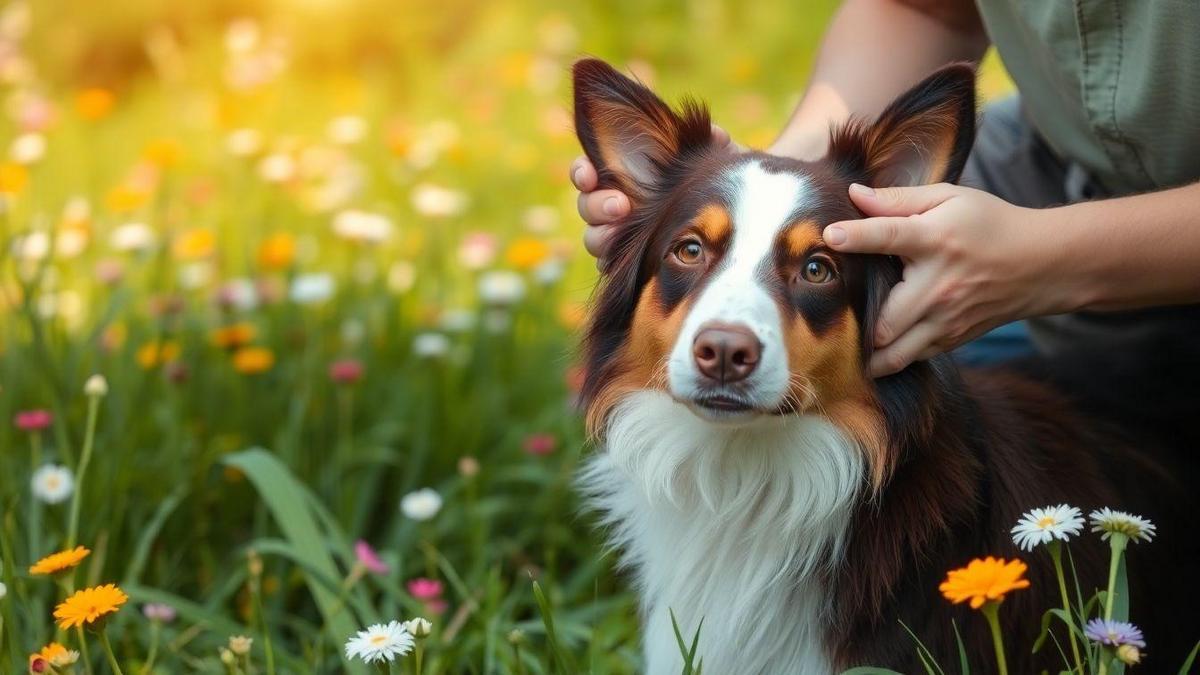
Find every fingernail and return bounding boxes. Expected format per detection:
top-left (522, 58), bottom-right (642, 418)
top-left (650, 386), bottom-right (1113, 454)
top-left (849, 183), bottom-right (874, 197)
top-left (824, 225), bottom-right (847, 246)
top-left (603, 197), bottom-right (622, 216)
top-left (573, 167), bottom-right (585, 186)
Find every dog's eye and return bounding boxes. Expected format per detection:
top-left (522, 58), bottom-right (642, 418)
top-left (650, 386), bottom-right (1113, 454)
top-left (672, 239), bottom-right (705, 265)
top-left (800, 257), bottom-right (835, 284)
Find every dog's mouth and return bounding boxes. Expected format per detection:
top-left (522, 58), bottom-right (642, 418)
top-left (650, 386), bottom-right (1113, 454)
top-left (693, 393), bottom-right (755, 412)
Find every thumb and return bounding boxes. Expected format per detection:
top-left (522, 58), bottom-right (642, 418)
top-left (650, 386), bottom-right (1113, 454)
top-left (848, 182), bottom-right (958, 217)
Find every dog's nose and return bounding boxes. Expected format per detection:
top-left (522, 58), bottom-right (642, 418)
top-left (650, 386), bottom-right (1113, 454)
top-left (692, 323), bottom-right (761, 384)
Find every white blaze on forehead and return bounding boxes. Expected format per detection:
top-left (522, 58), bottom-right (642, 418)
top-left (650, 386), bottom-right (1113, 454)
top-left (667, 160), bottom-right (809, 407)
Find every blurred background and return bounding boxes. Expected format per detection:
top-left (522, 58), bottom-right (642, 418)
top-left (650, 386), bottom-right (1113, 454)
top-left (0, 1), bottom-right (1010, 672)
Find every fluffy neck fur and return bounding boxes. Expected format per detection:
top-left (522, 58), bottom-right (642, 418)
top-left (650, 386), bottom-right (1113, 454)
top-left (580, 390), bottom-right (865, 675)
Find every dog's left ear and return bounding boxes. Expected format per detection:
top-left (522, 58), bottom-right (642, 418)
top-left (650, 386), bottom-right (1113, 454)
top-left (829, 64), bottom-right (976, 187)
top-left (573, 58), bottom-right (712, 201)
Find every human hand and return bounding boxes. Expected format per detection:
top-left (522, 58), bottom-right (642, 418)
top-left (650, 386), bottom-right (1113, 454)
top-left (572, 124), bottom-right (735, 261)
top-left (824, 182), bottom-right (1066, 377)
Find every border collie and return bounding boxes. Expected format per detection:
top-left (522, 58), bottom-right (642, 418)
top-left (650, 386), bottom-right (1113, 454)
top-left (572, 58), bottom-right (1197, 674)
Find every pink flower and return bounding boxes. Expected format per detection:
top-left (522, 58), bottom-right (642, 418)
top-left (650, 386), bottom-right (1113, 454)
top-left (142, 603), bottom-right (177, 623)
top-left (406, 577), bottom-right (444, 601)
top-left (523, 433), bottom-right (557, 456)
top-left (329, 359), bottom-right (364, 385)
top-left (353, 540), bottom-right (389, 575)
top-left (14, 409), bottom-right (52, 432)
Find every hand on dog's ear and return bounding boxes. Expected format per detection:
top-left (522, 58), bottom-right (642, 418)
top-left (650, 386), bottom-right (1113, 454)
top-left (573, 58), bottom-right (713, 202)
top-left (829, 64), bottom-right (977, 187)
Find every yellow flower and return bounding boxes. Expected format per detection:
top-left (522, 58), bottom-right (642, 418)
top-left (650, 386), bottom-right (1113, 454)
top-left (232, 346), bottom-right (274, 374)
top-left (76, 88), bottom-right (115, 121)
top-left (143, 138), bottom-right (183, 168)
top-left (54, 584), bottom-right (128, 630)
top-left (505, 237), bottom-right (550, 270)
top-left (30, 546), bottom-right (91, 576)
top-left (137, 340), bottom-right (181, 369)
top-left (0, 162), bottom-right (28, 195)
top-left (173, 228), bottom-right (216, 260)
top-left (939, 557), bottom-right (1030, 609)
top-left (257, 232), bottom-right (296, 271)
top-left (105, 183), bottom-right (151, 213)
top-left (212, 323), bottom-right (257, 350)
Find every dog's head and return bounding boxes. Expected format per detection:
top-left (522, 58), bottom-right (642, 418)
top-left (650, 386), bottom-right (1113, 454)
top-left (575, 59), bottom-right (974, 486)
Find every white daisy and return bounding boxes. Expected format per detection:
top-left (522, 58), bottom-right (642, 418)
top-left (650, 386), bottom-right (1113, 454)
top-left (400, 488), bottom-right (443, 521)
top-left (332, 209), bottom-right (393, 243)
top-left (412, 332), bottom-right (450, 359)
top-left (289, 273), bottom-right (335, 304)
top-left (344, 620), bottom-right (414, 664)
top-left (1011, 504), bottom-right (1085, 551)
top-left (477, 270), bottom-right (526, 306)
top-left (405, 617), bottom-right (432, 638)
top-left (411, 183), bottom-right (468, 218)
top-left (31, 464), bottom-right (74, 504)
top-left (1089, 507), bottom-right (1156, 543)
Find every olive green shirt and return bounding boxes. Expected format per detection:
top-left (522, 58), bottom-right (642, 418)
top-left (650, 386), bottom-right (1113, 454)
top-left (977, 0), bottom-right (1200, 195)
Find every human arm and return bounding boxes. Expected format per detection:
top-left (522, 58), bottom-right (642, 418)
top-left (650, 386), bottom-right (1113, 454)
top-left (824, 181), bottom-right (1200, 376)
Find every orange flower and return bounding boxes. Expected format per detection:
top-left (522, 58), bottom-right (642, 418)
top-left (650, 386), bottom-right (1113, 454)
top-left (30, 642), bottom-right (76, 667)
top-left (212, 323), bottom-right (257, 349)
top-left (257, 232), bottom-right (296, 270)
top-left (0, 162), bottom-right (28, 195)
top-left (76, 88), bottom-right (115, 120)
top-left (172, 228), bottom-right (217, 260)
top-left (54, 584), bottom-right (127, 630)
top-left (505, 237), bottom-right (550, 270)
top-left (232, 346), bottom-right (274, 374)
top-left (939, 557), bottom-right (1030, 609)
top-left (30, 546), bottom-right (90, 576)
top-left (137, 340), bottom-right (181, 369)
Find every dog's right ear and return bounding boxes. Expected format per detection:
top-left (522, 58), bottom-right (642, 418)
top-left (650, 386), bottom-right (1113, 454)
top-left (573, 58), bottom-right (711, 201)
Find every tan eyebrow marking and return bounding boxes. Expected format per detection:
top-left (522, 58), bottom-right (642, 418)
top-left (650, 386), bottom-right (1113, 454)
top-left (783, 220), bottom-right (822, 257)
top-left (693, 204), bottom-right (732, 245)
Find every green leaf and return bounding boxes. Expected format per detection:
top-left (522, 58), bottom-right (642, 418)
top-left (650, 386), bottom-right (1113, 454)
top-left (532, 580), bottom-right (578, 674)
top-left (222, 447), bottom-right (366, 674)
top-left (951, 620), bottom-right (970, 675)
top-left (122, 485), bottom-right (187, 586)
top-left (1178, 639), bottom-right (1200, 675)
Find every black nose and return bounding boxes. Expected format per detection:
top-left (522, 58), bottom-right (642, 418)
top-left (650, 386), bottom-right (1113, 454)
top-left (692, 323), bottom-right (761, 384)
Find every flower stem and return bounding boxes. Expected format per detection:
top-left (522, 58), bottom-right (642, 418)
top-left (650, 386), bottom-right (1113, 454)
top-left (76, 626), bottom-right (94, 675)
top-left (99, 630), bottom-right (125, 675)
top-left (982, 601), bottom-right (1009, 675)
top-left (67, 393), bottom-right (102, 549)
top-left (1104, 533), bottom-right (1128, 621)
top-left (142, 620), bottom-right (161, 675)
top-left (414, 643), bottom-right (424, 675)
top-left (1048, 542), bottom-right (1084, 674)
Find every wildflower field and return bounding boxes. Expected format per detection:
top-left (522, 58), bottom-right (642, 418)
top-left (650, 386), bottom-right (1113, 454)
top-left (0, 1), bottom-right (1023, 673)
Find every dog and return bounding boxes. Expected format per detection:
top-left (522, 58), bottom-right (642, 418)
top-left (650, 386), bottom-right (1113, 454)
top-left (572, 58), bottom-right (1198, 674)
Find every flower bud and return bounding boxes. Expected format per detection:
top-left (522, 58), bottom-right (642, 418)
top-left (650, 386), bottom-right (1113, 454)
top-left (228, 635), bottom-right (253, 656)
top-left (1117, 644), bottom-right (1142, 665)
top-left (507, 628), bottom-right (526, 646)
top-left (84, 374), bottom-right (108, 397)
top-left (219, 648), bottom-right (235, 665)
top-left (405, 617), bottom-right (432, 638)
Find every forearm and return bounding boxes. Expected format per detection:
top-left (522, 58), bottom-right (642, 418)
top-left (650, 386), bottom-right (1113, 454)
top-left (1038, 182), bottom-right (1200, 312)
top-left (770, 0), bottom-right (989, 160)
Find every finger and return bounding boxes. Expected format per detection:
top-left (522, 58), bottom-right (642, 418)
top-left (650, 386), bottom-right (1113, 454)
top-left (583, 224), bottom-right (619, 260)
top-left (868, 320), bottom-right (943, 377)
top-left (576, 190), bottom-right (630, 226)
top-left (711, 124), bottom-right (732, 148)
top-left (848, 182), bottom-right (958, 217)
top-left (570, 156), bottom-right (598, 191)
top-left (872, 267), bottom-right (940, 347)
top-left (823, 216), bottom-right (935, 256)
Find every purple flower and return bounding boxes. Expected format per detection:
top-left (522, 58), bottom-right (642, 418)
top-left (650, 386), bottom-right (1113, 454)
top-left (142, 602), bottom-right (177, 623)
top-left (1084, 619), bottom-right (1146, 648)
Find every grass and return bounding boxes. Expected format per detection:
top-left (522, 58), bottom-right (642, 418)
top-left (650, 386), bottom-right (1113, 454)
top-left (0, 1), bottom-right (1014, 672)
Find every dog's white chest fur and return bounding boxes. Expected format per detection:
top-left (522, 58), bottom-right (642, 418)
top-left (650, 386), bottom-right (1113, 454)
top-left (580, 391), bottom-right (864, 675)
